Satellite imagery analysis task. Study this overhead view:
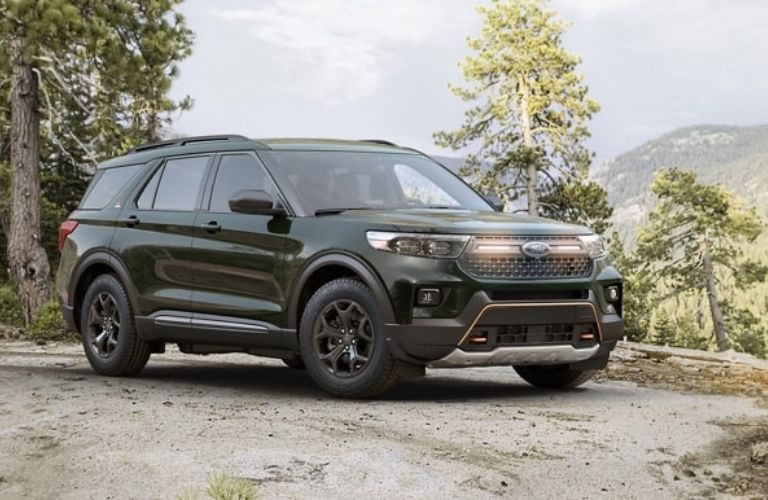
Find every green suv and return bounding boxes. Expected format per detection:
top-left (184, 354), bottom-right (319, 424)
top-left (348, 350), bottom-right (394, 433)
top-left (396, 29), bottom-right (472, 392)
top-left (56, 135), bottom-right (623, 398)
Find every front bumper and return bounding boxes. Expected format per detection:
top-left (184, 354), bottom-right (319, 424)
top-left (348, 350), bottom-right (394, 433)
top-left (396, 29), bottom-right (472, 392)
top-left (385, 291), bottom-right (623, 368)
top-left (429, 344), bottom-right (601, 368)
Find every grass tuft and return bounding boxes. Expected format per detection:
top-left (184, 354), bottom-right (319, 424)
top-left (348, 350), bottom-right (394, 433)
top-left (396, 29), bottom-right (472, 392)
top-left (178, 472), bottom-right (258, 500)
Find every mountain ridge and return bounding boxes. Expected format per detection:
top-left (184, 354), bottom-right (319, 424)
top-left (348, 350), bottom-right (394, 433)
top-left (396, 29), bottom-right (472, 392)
top-left (592, 123), bottom-right (768, 241)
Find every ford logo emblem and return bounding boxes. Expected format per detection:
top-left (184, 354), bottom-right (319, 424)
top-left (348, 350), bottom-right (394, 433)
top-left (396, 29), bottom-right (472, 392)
top-left (521, 241), bottom-right (551, 258)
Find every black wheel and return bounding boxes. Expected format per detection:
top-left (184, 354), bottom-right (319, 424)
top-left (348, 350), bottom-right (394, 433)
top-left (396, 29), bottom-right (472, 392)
top-left (513, 365), bottom-right (596, 389)
top-left (300, 278), bottom-right (400, 398)
top-left (281, 356), bottom-right (306, 370)
top-left (79, 274), bottom-right (150, 376)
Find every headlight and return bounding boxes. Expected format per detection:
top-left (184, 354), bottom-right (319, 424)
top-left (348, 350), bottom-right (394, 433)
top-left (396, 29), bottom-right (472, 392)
top-left (578, 234), bottom-right (607, 258)
top-left (366, 231), bottom-right (470, 258)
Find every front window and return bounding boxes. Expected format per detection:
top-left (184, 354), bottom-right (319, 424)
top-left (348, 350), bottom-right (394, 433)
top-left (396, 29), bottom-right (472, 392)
top-left (209, 154), bottom-right (280, 213)
top-left (261, 151), bottom-right (492, 215)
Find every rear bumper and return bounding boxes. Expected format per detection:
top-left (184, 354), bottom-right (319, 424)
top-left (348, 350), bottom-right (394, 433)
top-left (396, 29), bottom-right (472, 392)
top-left (385, 291), bottom-right (623, 367)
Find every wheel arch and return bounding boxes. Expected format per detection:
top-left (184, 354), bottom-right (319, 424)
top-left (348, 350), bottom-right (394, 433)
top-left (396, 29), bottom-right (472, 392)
top-left (287, 252), bottom-right (396, 330)
top-left (69, 251), bottom-right (140, 332)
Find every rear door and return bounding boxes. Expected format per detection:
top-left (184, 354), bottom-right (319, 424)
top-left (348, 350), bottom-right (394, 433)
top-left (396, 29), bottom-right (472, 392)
top-left (188, 152), bottom-right (289, 332)
top-left (111, 154), bottom-right (212, 332)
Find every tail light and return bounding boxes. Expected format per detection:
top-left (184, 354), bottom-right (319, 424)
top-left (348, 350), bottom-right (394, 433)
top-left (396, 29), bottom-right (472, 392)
top-left (58, 220), bottom-right (79, 251)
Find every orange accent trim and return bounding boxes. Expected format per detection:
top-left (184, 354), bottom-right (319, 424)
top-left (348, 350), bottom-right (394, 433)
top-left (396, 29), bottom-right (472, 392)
top-left (457, 301), bottom-right (604, 346)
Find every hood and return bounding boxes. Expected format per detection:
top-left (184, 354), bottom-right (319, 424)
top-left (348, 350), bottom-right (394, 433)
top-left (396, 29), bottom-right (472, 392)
top-left (325, 209), bottom-right (593, 236)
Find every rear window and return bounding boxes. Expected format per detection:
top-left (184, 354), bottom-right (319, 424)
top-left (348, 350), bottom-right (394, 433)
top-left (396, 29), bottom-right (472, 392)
top-left (80, 164), bottom-right (141, 209)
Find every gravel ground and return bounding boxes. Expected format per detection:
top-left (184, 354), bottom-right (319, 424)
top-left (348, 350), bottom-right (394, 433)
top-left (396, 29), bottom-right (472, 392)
top-left (0, 340), bottom-right (766, 499)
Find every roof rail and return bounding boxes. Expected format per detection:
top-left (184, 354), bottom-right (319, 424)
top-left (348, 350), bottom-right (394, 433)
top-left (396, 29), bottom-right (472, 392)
top-left (360, 139), bottom-right (398, 146)
top-left (129, 134), bottom-right (251, 153)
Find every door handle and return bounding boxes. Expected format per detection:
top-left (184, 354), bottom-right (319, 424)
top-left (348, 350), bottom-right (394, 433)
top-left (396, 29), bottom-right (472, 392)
top-left (119, 215), bottom-right (140, 227)
top-left (200, 221), bottom-right (222, 233)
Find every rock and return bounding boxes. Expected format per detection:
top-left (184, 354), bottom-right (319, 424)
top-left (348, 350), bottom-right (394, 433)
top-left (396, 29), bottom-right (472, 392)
top-left (750, 441), bottom-right (768, 464)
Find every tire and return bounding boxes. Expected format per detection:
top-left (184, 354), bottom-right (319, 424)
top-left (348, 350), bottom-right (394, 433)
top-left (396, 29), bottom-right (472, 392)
top-left (79, 274), bottom-right (150, 376)
top-left (513, 365), bottom-right (596, 389)
top-left (300, 278), bottom-right (400, 398)
top-left (281, 356), bottom-right (306, 370)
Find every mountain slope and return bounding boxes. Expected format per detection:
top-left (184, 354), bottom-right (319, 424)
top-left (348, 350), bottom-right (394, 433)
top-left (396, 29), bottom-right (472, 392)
top-left (593, 124), bottom-right (768, 240)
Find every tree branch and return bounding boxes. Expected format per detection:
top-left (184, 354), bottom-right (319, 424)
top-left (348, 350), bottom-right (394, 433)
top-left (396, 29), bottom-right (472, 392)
top-left (34, 54), bottom-right (93, 116)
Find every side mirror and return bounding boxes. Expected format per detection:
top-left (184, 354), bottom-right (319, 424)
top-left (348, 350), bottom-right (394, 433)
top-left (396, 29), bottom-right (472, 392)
top-left (483, 194), bottom-right (504, 212)
top-left (228, 189), bottom-right (286, 216)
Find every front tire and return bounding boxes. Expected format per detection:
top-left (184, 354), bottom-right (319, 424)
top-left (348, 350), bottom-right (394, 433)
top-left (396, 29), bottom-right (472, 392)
top-left (79, 274), bottom-right (150, 376)
top-left (514, 365), bottom-right (596, 389)
top-left (300, 278), bottom-right (400, 398)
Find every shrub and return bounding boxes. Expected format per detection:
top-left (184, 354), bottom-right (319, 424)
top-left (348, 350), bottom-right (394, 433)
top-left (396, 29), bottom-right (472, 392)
top-left (26, 299), bottom-right (72, 341)
top-left (0, 283), bottom-right (23, 327)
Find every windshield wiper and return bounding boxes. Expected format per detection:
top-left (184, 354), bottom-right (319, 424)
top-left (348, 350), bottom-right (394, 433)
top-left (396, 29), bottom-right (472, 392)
top-left (417, 205), bottom-right (464, 210)
top-left (314, 207), bottom-right (375, 216)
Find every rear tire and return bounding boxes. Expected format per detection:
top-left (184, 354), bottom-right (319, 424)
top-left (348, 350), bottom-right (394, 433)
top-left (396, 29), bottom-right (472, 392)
top-left (300, 278), bottom-right (400, 398)
top-left (79, 274), bottom-right (150, 376)
top-left (514, 365), bottom-right (596, 389)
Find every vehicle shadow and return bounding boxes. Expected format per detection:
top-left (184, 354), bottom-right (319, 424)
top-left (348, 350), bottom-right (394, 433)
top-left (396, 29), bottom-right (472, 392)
top-left (127, 361), bottom-right (592, 402)
top-left (3, 357), bottom-right (615, 403)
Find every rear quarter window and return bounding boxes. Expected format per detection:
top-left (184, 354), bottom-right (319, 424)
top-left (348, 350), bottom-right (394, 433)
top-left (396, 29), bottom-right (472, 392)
top-left (80, 164), bottom-right (141, 209)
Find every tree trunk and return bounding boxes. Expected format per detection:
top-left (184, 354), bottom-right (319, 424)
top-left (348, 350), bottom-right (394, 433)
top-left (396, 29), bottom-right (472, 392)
top-left (8, 35), bottom-right (52, 324)
top-left (518, 79), bottom-right (538, 216)
top-left (700, 242), bottom-right (729, 351)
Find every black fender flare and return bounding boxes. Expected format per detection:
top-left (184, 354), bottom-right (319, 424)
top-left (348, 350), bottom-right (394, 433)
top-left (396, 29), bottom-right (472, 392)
top-left (69, 250), bottom-right (141, 320)
top-left (286, 252), bottom-right (396, 329)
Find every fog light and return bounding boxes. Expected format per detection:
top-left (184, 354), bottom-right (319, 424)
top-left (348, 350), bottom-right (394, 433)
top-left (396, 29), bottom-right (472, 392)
top-left (416, 288), bottom-right (442, 306)
top-left (605, 286), bottom-right (620, 303)
top-left (469, 334), bottom-right (487, 345)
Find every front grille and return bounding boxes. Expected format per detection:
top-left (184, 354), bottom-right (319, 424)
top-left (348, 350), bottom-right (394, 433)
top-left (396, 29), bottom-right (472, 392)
top-left (459, 235), bottom-right (593, 279)
top-left (462, 255), bottom-right (592, 279)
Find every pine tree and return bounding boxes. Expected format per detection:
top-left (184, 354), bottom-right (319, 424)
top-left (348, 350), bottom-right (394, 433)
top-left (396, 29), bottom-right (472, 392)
top-left (539, 180), bottom-right (612, 235)
top-left (607, 233), bottom-right (653, 341)
top-left (635, 168), bottom-right (767, 351)
top-left (434, 0), bottom-right (607, 230)
top-left (653, 310), bottom-right (676, 346)
top-left (0, 0), bottom-right (193, 323)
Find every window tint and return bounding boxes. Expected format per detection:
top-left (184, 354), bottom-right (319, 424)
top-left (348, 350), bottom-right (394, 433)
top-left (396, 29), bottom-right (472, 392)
top-left (209, 154), bottom-right (278, 212)
top-left (80, 164), bottom-right (141, 209)
top-left (153, 156), bottom-right (209, 211)
top-left (136, 166), bottom-right (162, 209)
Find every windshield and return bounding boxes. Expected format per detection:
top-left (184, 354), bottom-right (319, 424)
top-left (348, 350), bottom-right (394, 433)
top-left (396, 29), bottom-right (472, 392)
top-left (261, 151), bottom-right (493, 215)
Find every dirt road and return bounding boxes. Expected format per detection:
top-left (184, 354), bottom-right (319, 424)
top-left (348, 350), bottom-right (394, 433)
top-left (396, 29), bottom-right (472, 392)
top-left (0, 340), bottom-right (766, 499)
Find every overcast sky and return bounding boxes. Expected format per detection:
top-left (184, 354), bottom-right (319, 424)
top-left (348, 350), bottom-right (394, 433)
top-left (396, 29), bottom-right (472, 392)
top-left (170, 0), bottom-right (768, 161)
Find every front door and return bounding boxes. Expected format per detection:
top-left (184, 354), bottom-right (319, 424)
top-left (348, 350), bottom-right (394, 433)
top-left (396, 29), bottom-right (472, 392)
top-left (188, 152), bottom-right (289, 335)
